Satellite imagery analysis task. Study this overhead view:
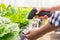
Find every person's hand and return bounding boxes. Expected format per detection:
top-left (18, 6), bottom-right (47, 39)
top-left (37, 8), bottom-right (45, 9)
top-left (36, 7), bottom-right (51, 14)
top-left (34, 15), bottom-right (48, 20)
top-left (25, 28), bottom-right (40, 40)
top-left (34, 7), bottom-right (51, 19)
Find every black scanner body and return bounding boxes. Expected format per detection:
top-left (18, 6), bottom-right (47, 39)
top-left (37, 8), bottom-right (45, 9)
top-left (28, 8), bottom-right (52, 19)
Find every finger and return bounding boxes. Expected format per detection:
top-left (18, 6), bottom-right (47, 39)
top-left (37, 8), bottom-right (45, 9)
top-left (24, 31), bottom-right (30, 35)
top-left (25, 34), bottom-right (30, 39)
top-left (25, 35), bottom-right (37, 40)
top-left (39, 16), bottom-right (44, 19)
top-left (35, 8), bottom-right (42, 14)
top-left (27, 38), bottom-right (37, 40)
top-left (44, 15), bottom-right (48, 19)
top-left (25, 33), bottom-right (38, 40)
top-left (35, 11), bottom-right (39, 14)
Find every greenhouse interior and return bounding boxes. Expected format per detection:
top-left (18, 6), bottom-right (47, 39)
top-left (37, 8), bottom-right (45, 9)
top-left (0, 0), bottom-right (60, 40)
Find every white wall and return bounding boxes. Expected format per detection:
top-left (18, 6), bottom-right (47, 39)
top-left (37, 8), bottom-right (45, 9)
top-left (0, 0), bottom-right (60, 7)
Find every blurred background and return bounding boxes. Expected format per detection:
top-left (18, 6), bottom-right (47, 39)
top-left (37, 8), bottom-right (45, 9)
top-left (0, 0), bottom-right (60, 7)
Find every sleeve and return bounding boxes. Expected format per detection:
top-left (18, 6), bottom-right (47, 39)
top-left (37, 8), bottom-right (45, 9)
top-left (48, 11), bottom-right (60, 27)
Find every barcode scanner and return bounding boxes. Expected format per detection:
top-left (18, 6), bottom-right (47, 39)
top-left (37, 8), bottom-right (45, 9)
top-left (28, 8), bottom-right (37, 19)
top-left (28, 8), bottom-right (52, 19)
top-left (38, 11), bottom-right (52, 17)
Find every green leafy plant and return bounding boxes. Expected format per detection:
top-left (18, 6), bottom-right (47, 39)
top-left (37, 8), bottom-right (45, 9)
top-left (0, 16), bottom-right (20, 40)
top-left (0, 3), bottom-right (32, 29)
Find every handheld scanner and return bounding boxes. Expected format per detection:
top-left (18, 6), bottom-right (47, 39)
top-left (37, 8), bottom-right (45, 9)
top-left (28, 8), bottom-right (52, 19)
top-left (38, 11), bottom-right (52, 17)
top-left (28, 8), bottom-right (37, 19)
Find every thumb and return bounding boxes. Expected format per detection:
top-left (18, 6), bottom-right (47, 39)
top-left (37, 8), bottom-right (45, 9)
top-left (25, 34), bottom-right (29, 39)
top-left (25, 31), bottom-right (30, 39)
top-left (44, 15), bottom-right (48, 19)
top-left (25, 31), bottom-right (30, 35)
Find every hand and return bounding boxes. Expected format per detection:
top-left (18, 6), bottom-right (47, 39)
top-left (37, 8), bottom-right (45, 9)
top-left (25, 28), bottom-right (40, 40)
top-left (34, 15), bottom-right (48, 20)
top-left (34, 7), bottom-right (50, 19)
top-left (36, 7), bottom-right (51, 14)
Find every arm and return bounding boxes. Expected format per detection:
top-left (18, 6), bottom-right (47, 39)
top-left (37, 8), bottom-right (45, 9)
top-left (36, 5), bottom-right (60, 14)
top-left (25, 23), bottom-right (58, 40)
top-left (37, 23), bottom-right (58, 37)
top-left (50, 5), bottom-right (60, 12)
top-left (37, 6), bottom-right (60, 37)
top-left (25, 10), bottom-right (60, 40)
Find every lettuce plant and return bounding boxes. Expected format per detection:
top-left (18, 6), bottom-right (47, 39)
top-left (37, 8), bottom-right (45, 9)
top-left (0, 16), bottom-right (20, 40)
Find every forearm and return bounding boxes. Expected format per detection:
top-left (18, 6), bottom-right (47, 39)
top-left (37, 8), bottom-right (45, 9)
top-left (37, 23), bottom-right (58, 37)
top-left (51, 5), bottom-right (60, 12)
